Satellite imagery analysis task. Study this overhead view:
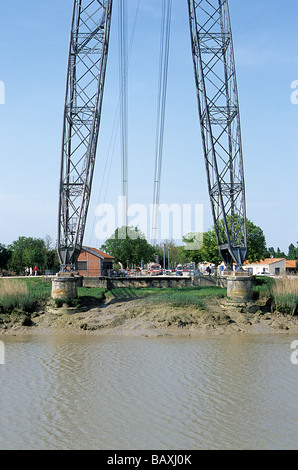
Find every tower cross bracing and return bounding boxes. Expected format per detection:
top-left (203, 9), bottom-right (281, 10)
top-left (58, 0), bottom-right (113, 270)
top-left (188, 0), bottom-right (247, 269)
top-left (57, 0), bottom-right (247, 272)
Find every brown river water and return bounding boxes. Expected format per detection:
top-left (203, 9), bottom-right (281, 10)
top-left (0, 333), bottom-right (297, 450)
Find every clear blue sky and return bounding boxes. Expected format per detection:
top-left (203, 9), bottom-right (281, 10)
top-left (0, 0), bottom-right (297, 254)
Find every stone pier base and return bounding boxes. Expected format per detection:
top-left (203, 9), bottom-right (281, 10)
top-left (227, 274), bottom-right (253, 302)
top-left (51, 272), bottom-right (81, 300)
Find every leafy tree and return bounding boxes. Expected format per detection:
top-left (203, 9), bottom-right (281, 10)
top-left (287, 243), bottom-right (298, 260)
top-left (154, 240), bottom-right (188, 268)
top-left (8, 237), bottom-right (48, 274)
top-left (265, 246), bottom-right (276, 258)
top-left (181, 233), bottom-right (204, 264)
top-left (0, 244), bottom-right (12, 270)
top-left (265, 244), bottom-right (298, 260)
top-left (101, 226), bottom-right (155, 269)
top-left (275, 247), bottom-right (287, 258)
top-left (246, 219), bottom-right (267, 262)
top-left (182, 218), bottom-right (266, 265)
top-left (200, 229), bottom-right (223, 264)
top-left (183, 229), bottom-right (222, 265)
top-left (45, 249), bottom-right (60, 272)
top-left (44, 235), bottom-right (60, 272)
top-left (176, 245), bottom-right (193, 265)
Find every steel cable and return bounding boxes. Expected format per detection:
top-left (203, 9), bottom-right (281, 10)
top-left (151, 0), bottom-right (173, 244)
top-left (89, 0), bottom-right (141, 247)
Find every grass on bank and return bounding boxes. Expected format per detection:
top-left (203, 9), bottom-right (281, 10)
top-left (1, 275), bottom-right (297, 316)
top-left (107, 277), bottom-right (298, 314)
top-left (0, 277), bottom-right (107, 312)
top-left (107, 286), bottom-right (227, 309)
top-left (54, 286), bottom-right (107, 308)
top-left (253, 276), bottom-right (275, 299)
top-left (0, 278), bottom-right (50, 313)
top-left (253, 276), bottom-right (298, 316)
top-left (270, 276), bottom-right (298, 316)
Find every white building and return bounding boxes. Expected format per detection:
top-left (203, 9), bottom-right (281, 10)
top-left (243, 258), bottom-right (286, 276)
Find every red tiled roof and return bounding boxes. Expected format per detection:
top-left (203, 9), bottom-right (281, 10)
top-left (244, 258), bottom-right (286, 266)
top-left (261, 258), bottom-right (285, 265)
top-left (82, 246), bottom-right (114, 260)
top-left (286, 260), bottom-right (297, 268)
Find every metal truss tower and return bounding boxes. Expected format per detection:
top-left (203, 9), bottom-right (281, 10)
top-left (58, 0), bottom-right (113, 271)
top-left (57, 0), bottom-right (247, 273)
top-left (188, 0), bottom-right (247, 269)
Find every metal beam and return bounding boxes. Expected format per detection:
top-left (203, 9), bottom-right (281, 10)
top-left (188, 0), bottom-right (247, 269)
top-left (58, 0), bottom-right (113, 271)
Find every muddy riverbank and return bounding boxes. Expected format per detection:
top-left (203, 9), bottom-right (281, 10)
top-left (1, 295), bottom-right (298, 337)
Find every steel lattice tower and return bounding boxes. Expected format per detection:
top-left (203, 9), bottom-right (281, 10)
top-left (188, 0), bottom-right (247, 269)
top-left (57, 0), bottom-right (113, 271)
top-left (57, 0), bottom-right (247, 273)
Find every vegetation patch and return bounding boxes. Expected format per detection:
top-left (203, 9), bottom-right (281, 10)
top-left (0, 278), bottom-right (49, 314)
top-left (0, 278), bottom-right (107, 315)
top-left (148, 293), bottom-right (206, 309)
top-left (77, 286), bottom-right (106, 301)
top-left (52, 287), bottom-right (107, 310)
top-left (146, 286), bottom-right (226, 308)
top-left (108, 286), bottom-right (226, 309)
top-left (253, 276), bottom-right (274, 300)
top-left (270, 276), bottom-right (298, 316)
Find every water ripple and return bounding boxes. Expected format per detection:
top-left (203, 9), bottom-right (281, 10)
top-left (0, 334), bottom-right (297, 449)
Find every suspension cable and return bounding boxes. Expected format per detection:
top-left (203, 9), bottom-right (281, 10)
top-left (151, 0), bottom-right (173, 244)
top-left (89, 0), bottom-right (141, 247)
top-left (118, 0), bottom-right (128, 228)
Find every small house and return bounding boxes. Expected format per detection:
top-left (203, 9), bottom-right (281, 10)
top-left (243, 258), bottom-right (286, 276)
top-left (77, 246), bottom-right (114, 277)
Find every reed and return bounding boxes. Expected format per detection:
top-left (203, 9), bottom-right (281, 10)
top-left (271, 276), bottom-right (298, 316)
top-left (0, 279), bottom-right (48, 313)
top-left (0, 279), bottom-right (28, 296)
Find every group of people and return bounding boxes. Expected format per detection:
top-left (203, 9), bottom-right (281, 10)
top-left (24, 266), bottom-right (38, 276)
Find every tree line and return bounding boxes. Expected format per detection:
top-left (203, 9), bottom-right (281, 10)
top-left (101, 219), bottom-right (298, 270)
top-left (1, 220), bottom-right (297, 275)
top-left (0, 236), bottom-right (59, 275)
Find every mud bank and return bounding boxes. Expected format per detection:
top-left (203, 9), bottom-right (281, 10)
top-left (1, 296), bottom-right (298, 337)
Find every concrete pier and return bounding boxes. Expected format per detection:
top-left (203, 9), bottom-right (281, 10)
top-left (227, 273), bottom-right (253, 302)
top-left (51, 272), bottom-right (81, 300)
